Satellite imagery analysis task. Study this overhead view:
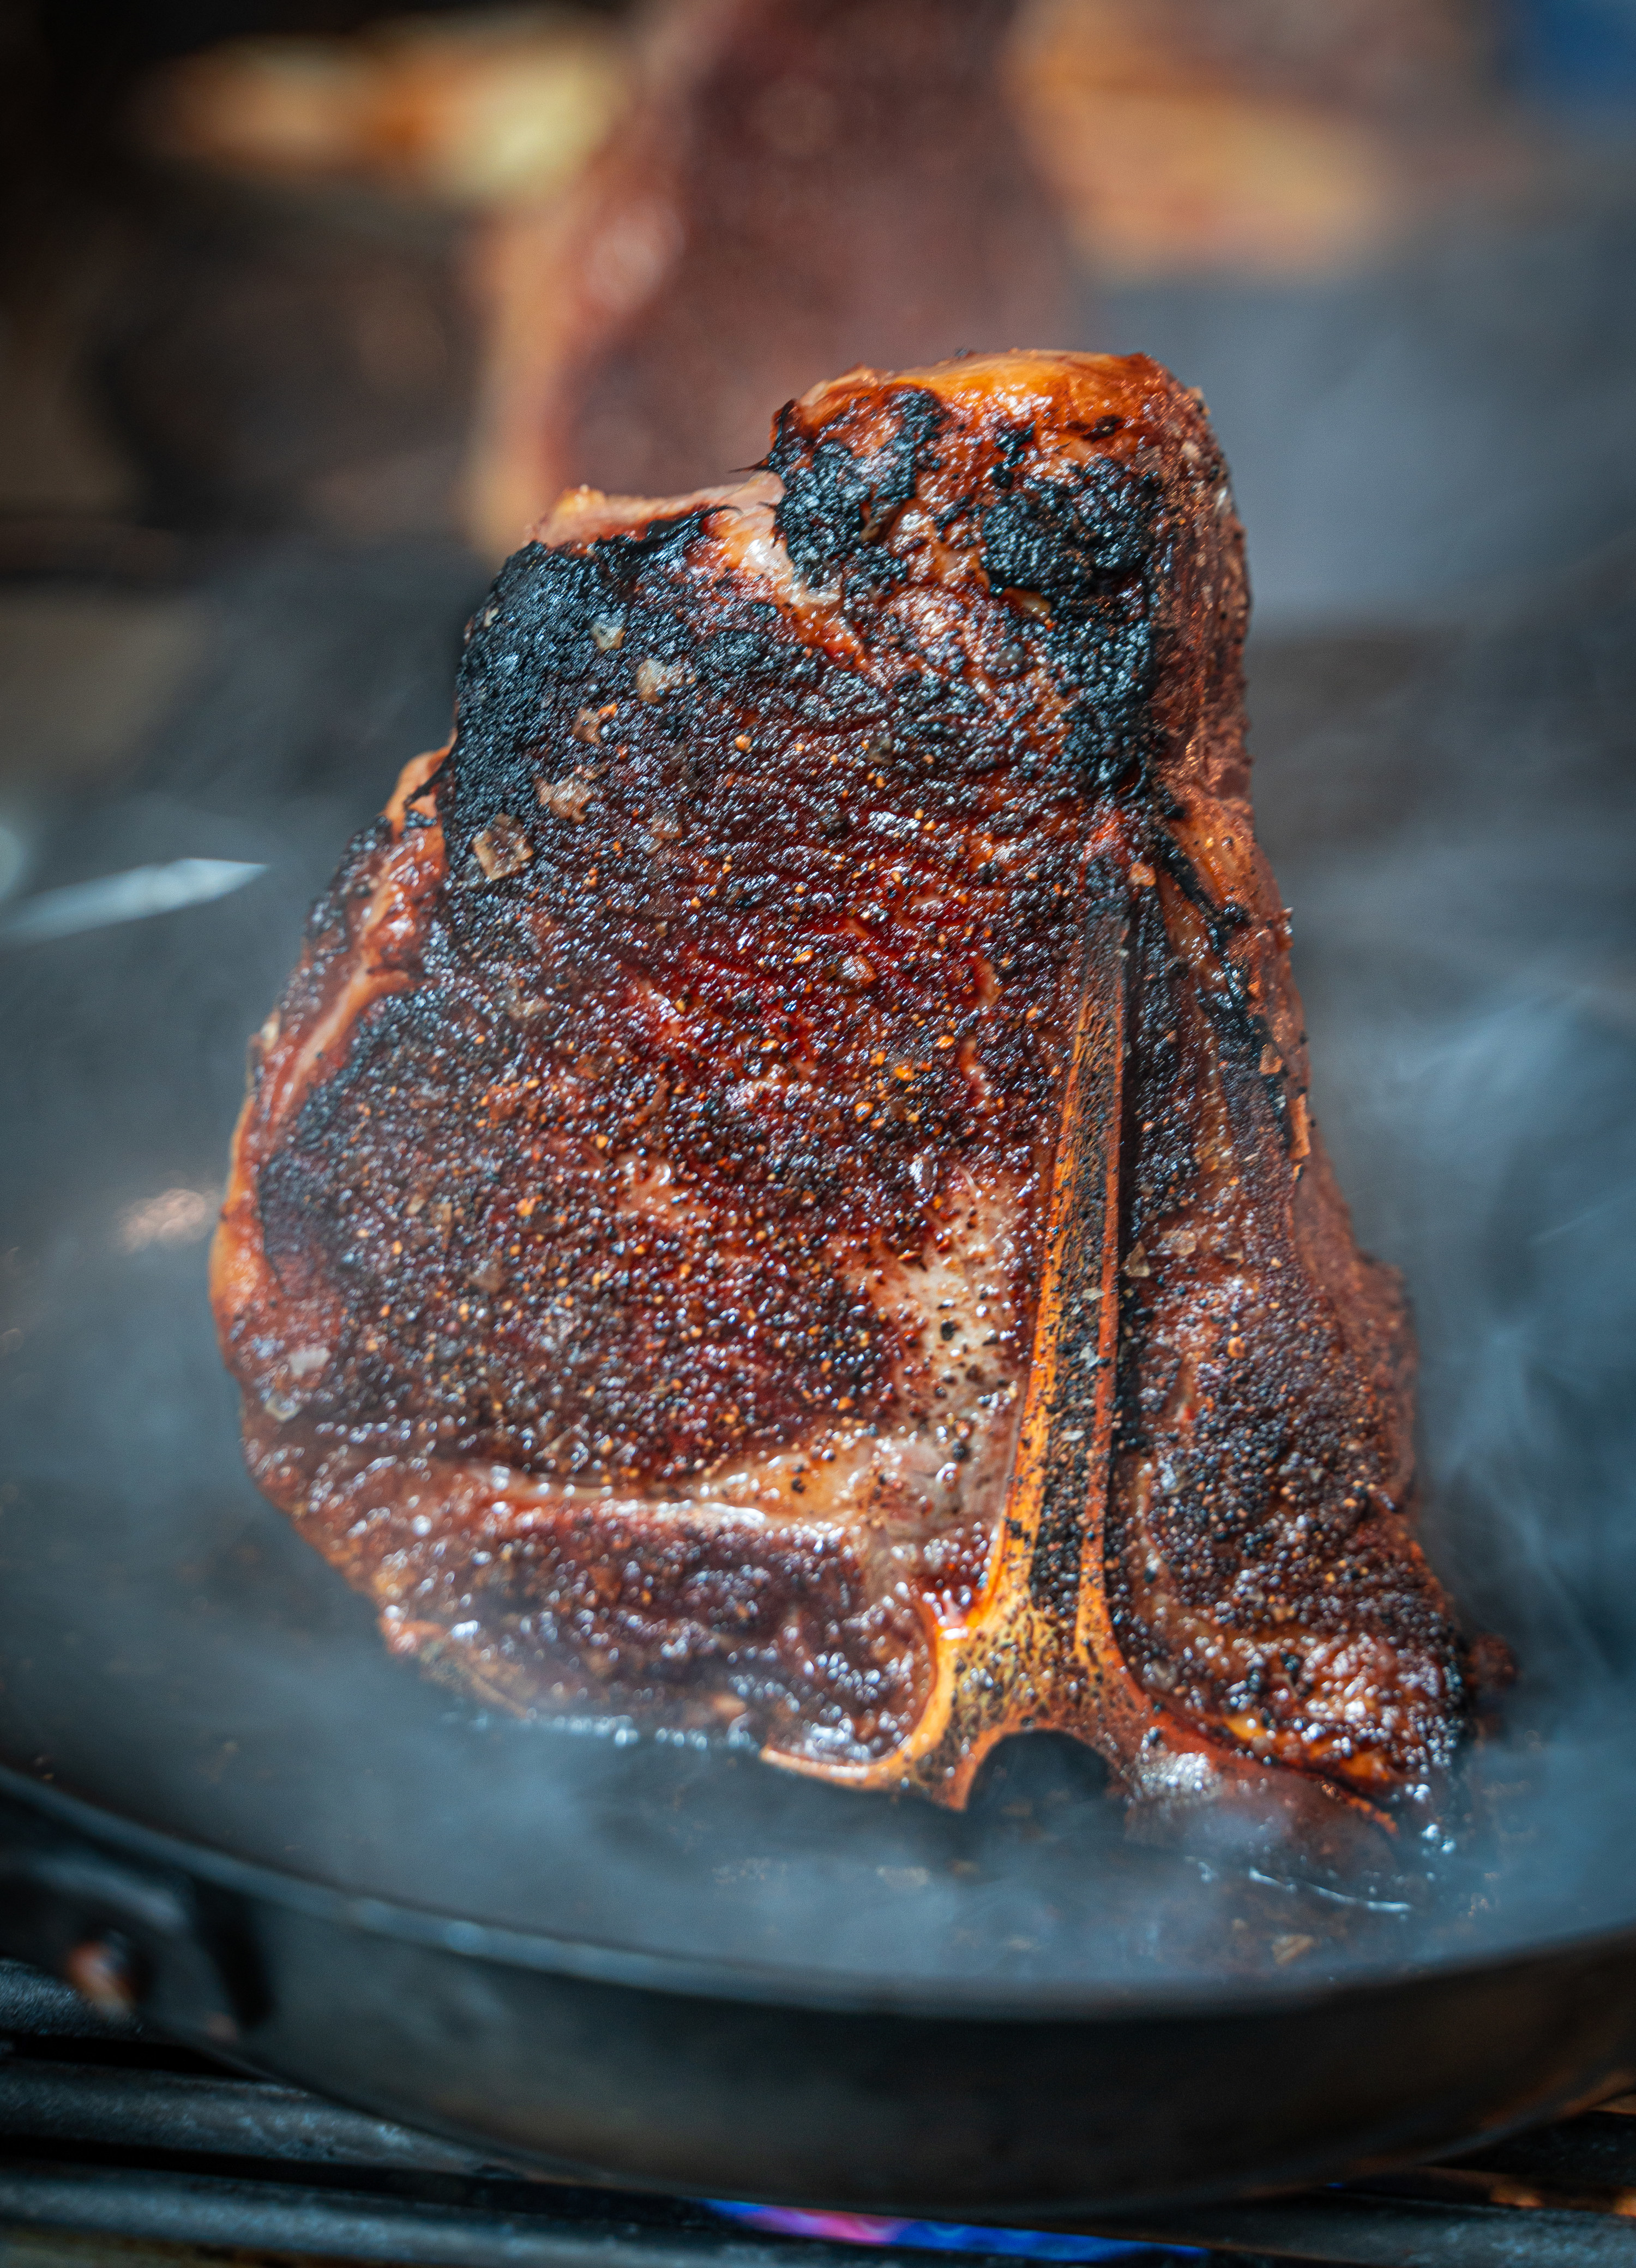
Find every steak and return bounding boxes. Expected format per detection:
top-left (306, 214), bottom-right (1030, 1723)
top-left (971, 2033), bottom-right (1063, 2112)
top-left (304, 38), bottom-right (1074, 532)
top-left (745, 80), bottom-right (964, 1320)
top-left (471, 0), bottom-right (1068, 551)
top-left (214, 350), bottom-right (1471, 1828)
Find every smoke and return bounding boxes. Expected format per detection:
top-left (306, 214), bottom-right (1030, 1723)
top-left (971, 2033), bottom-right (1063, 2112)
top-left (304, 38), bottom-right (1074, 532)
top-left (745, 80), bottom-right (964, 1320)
top-left (2, 537), bottom-right (1635, 1997)
top-left (1258, 535), bottom-right (1636, 1960)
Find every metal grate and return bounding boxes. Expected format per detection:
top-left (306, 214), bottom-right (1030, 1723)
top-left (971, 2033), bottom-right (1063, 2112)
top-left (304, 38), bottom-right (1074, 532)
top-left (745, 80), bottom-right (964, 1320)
top-left (3, 1960), bottom-right (1636, 2268)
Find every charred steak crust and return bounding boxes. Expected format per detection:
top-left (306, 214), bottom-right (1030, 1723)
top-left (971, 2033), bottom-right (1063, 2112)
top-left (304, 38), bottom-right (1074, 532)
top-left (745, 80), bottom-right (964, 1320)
top-left (214, 352), bottom-right (1469, 1807)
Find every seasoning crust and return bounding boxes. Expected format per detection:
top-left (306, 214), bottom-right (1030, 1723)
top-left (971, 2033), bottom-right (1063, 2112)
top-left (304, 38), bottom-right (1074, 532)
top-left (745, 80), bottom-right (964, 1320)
top-left (214, 351), bottom-right (1468, 1809)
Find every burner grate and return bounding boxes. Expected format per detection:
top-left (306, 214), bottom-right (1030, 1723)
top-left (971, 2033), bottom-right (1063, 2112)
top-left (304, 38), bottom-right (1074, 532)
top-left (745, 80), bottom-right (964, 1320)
top-left (3, 1961), bottom-right (1635, 2268)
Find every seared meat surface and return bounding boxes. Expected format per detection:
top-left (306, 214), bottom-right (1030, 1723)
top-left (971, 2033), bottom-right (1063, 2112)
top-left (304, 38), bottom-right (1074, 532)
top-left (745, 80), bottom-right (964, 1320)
top-left (215, 351), bottom-right (1470, 1817)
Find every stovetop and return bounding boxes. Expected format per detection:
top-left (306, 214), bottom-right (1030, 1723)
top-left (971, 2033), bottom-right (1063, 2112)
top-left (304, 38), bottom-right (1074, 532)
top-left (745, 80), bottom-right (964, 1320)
top-left (2, 1959), bottom-right (1635, 2268)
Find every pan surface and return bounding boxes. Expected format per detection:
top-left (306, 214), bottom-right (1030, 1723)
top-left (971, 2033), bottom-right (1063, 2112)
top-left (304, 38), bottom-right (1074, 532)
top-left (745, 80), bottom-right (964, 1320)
top-left (4, 538), bottom-right (1636, 2205)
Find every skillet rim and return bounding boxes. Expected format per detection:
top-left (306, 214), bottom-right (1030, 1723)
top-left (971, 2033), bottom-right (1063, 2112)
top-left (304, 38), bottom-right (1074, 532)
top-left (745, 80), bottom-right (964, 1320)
top-left (5, 1756), bottom-right (1634, 2026)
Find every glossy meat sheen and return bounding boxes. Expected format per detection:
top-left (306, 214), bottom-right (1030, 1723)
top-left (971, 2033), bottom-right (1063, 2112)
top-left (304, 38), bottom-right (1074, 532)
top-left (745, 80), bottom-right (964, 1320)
top-left (215, 350), bottom-right (1471, 1817)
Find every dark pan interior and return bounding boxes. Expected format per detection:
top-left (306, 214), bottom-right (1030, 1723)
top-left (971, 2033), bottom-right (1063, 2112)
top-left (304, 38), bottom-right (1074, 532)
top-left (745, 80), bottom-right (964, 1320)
top-left (4, 537), bottom-right (1636, 2005)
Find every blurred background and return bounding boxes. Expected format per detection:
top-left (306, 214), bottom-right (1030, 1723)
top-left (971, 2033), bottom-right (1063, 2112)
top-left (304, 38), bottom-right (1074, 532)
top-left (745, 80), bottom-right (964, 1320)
top-left (0, 0), bottom-right (1632, 908)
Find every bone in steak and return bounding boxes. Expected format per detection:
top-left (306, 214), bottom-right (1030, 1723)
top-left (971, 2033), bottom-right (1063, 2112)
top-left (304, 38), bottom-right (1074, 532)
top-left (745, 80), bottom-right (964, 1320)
top-left (214, 351), bottom-right (1471, 1823)
top-left (471, 0), bottom-right (1068, 551)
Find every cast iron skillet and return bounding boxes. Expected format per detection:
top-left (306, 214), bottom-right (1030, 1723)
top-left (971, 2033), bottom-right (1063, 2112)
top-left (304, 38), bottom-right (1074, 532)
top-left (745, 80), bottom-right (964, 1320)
top-left (3, 545), bottom-right (1636, 2215)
